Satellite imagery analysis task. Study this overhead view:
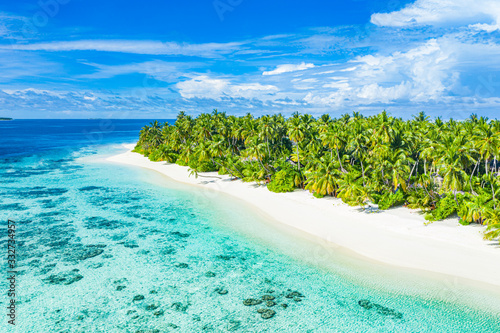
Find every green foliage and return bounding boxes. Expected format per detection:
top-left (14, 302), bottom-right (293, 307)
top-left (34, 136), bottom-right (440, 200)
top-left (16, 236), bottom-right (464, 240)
top-left (132, 144), bottom-right (144, 154)
top-left (405, 188), bottom-right (435, 209)
top-left (175, 158), bottom-right (188, 166)
top-left (425, 195), bottom-right (459, 222)
top-left (375, 190), bottom-right (406, 210)
top-left (241, 161), bottom-right (267, 183)
top-left (218, 157), bottom-right (244, 177)
top-left (187, 159), bottom-right (216, 172)
top-left (148, 149), bottom-right (163, 162)
top-left (484, 223), bottom-right (500, 244)
top-left (135, 110), bottom-right (500, 242)
top-left (267, 170), bottom-right (295, 193)
top-left (458, 218), bottom-right (470, 226)
top-left (337, 171), bottom-right (371, 206)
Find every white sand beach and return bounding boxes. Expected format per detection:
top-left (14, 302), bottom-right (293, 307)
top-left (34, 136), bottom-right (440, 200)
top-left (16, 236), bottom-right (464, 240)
top-left (107, 144), bottom-right (500, 288)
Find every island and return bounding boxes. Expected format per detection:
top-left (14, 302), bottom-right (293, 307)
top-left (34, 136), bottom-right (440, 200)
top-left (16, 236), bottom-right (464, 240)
top-left (107, 110), bottom-right (500, 287)
top-left (0, 117), bottom-right (13, 121)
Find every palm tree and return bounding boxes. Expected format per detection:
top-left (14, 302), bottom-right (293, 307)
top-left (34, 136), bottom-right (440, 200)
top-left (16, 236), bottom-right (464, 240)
top-left (134, 109), bottom-right (500, 243)
top-left (385, 148), bottom-right (411, 192)
top-left (287, 114), bottom-right (306, 172)
top-left (460, 194), bottom-right (488, 224)
top-left (305, 156), bottom-right (340, 196)
top-left (320, 123), bottom-right (347, 172)
top-left (349, 122), bottom-right (368, 186)
top-left (243, 137), bottom-right (271, 176)
top-left (474, 123), bottom-right (500, 175)
top-left (258, 115), bottom-right (275, 157)
top-left (337, 171), bottom-right (368, 206)
top-left (435, 135), bottom-right (470, 197)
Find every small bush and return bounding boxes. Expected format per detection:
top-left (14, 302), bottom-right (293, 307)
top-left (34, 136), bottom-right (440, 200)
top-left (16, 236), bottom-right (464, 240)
top-left (425, 195), bottom-right (458, 221)
top-left (175, 158), bottom-right (188, 166)
top-left (148, 149), bottom-right (163, 162)
top-left (375, 190), bottom-right (405, 210)
top-left (267, 170), bottom-right (295, 193)
top-left (458, 218), bottom-right (470, 226)
top-left (188, 159), bottom-right (216, 172)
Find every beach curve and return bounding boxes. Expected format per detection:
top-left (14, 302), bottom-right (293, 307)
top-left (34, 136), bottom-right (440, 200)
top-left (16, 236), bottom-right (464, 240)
top-left (107, 144), bottom-right (500, 288)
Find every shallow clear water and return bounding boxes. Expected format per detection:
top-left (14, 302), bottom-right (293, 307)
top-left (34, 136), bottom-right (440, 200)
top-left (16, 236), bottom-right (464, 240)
top-left (1, 120), bottom-right (499, 332)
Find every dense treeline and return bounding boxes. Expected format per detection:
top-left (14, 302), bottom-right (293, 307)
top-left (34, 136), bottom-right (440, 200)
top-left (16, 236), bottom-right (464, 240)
top-left (134, 110), bottom-right (500, 243)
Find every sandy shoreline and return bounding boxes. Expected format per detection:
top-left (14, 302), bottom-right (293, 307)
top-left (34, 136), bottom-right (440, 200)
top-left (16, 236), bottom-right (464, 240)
top-left (107, 144), bottom-right (500, 288)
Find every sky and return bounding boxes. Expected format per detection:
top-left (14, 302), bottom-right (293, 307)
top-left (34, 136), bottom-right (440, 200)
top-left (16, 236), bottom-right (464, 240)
top-left (1, 0), bottom-right (500, 119)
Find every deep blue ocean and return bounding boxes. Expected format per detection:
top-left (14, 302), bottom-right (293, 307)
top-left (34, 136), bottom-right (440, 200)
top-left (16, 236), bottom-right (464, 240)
top-left (1, 119), bottom-right (499, 332)
top-left (0, 119), bottom-right (166, 158)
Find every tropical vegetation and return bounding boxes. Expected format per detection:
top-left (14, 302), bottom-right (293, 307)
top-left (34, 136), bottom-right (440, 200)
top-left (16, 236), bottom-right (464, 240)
top-left (134, 110), bottom-right (500, 244)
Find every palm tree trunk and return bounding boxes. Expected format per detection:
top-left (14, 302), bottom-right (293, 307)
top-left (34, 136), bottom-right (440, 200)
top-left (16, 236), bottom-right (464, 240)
top-left (257, 155), bottom-right (270, 174)
top-left (469, 160), bottom-right (480, 195)
top-left (491, 182), bottom-right (496, 209)
top-left (360, 158), bottom-right (365, 187)
top-left (336, 147), bottom-right (345, 172)
top-left (211, 157), bottom-right (240, 179)
top-left (296, 144), bottom-right (300, 172)
top-left (486, 158), bottom-right (489, 176)
top-left (232, 164), bottom-right (244, 179)
top-left (265, 136), bottom-right (269, 157)
top-left (422, 181), bottom-right (433, 201)
top-left (408, 159), bottom-right (418, 187)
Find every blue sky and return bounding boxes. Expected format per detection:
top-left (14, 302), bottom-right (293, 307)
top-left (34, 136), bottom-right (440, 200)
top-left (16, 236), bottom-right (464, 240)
top-left (1, 0), bottom-right (500, 119)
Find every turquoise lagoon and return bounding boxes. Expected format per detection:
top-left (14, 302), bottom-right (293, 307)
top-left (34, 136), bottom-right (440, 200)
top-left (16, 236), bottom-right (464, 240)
top-left (0, 120), bottom-right (499, 332)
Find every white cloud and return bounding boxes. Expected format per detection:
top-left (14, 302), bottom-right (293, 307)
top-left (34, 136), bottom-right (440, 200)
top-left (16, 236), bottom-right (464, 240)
top-left (371, 0), bottom-right (500, 32)
top-left (262, 62), bottom-right (315, 76)
top-left (174, 35), bottom-right (500, 112)
top-left (176, 76), bottom-right (229, 99)
top-left (4, 40), bottom-right (243, 58)
top-left (176, 75), bottom-right (278, 99)
top-left (340, 66), bottom-right (357, 72)
top-left (303, 38), bottom-right (460, 106)
top-left (323, 80), bottom-right (350, 89)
